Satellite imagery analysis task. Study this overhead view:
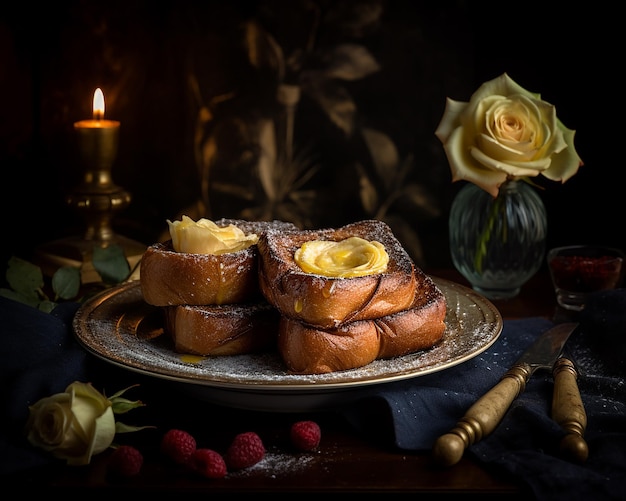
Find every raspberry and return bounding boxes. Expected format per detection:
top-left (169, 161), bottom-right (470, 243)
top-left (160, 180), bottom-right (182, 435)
top-left (108, 445), bottom-right (143, 477)
top-left (191, 448), bottom-right (228, 479)
top-left (224, 431), bottom-right (265, 470)
top-left (160, 429), bottom-right (197, 465)
top-left (290, 420), bottom-right (321, 451)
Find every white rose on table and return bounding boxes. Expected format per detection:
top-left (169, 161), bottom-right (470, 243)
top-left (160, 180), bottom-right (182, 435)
top-left (25, 382), bottom-right (116, 465)
top-left (25, 381), bottom-right (149, 466)
top-left (435, 73), bottom-right (583, 197)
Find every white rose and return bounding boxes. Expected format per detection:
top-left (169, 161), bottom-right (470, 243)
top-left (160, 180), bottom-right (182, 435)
top-left (25, 382), bottom-right (116, 466)
top-left (435, 73), bottom-right (583, 197)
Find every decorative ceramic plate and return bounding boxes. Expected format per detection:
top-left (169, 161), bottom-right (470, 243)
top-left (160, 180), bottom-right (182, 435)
top-left (73, 277), bottom-right (502, 412)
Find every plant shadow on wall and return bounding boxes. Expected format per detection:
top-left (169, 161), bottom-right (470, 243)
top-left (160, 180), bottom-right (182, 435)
top-left (178, 0), bottom-right (442, 267)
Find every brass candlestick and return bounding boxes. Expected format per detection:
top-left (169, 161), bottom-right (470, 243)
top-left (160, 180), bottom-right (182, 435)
top-left (35, 90), bottom-right (145, 283)
top-left (70, 117), bottom-right (130, 243)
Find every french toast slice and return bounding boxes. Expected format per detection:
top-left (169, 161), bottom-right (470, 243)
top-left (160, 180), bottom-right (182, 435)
top-left (140, 219), bottom-right (297, 306)
top-left (277, 270), bottom-right (446, 374)
top-left (164, 300), bottom-right (280, 356)
top-left (257, 219), bottom-right (418, 329)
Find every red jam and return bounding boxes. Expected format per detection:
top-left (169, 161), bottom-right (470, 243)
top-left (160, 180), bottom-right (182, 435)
top-left (549, 255), bottom-right (623, 292)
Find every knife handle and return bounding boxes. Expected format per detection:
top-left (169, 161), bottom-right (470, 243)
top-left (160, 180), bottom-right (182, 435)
top-left (552, 357), bottom-right (588, 463)
top-left (432, 363), bottom-right (531, 467)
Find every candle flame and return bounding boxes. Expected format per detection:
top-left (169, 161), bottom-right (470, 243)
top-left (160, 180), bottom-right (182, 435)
top-left (92, 88), bottom-right (105, 121)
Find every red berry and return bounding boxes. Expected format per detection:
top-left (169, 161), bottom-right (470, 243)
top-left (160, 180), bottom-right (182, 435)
top-left (191, 448), bottom-right (228, 479)
top-left (224, 431), bottom-right (265, 470)
top-left (160, 429), bottom-right (197, 465)
top-left (108, 445), bottom-right (143, 477)
top-left (290, 420), bottom-right (321, 451)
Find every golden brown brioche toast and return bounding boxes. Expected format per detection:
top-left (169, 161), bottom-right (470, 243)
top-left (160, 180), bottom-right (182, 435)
top-left (140, 219), bottom-right (297, 306)
top-left (277, 270), bottom-right (446, 374)
top-left (257, 220), bottom-right (418, 328)
top-left (164, 300), bottom-right (280, 356)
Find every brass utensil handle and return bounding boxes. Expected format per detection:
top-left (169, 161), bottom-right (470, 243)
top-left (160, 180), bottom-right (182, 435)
top-left (432, 364), bottom-right (531, 467)
top-left (552, 357), bottom-right (588, 463)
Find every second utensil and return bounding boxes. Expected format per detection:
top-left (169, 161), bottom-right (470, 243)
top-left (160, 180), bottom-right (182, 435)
top-left (432, 322), bottom-right (580, 466)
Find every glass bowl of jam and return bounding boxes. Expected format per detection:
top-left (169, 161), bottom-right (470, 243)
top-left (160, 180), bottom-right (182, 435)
top-left (547, 245), bottom-right (625, 311)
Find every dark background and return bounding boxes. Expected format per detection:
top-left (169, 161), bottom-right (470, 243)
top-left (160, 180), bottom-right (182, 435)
top-left (1, 0), bottom-right (623, 272)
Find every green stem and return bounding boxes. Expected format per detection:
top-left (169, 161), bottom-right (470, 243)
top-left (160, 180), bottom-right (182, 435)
top-left (473, 193), bottom-right (506, 273)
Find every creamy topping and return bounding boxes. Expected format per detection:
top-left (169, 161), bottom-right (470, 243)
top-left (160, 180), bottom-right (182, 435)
top-left (167, 216), bottom-right (258, 255)
top-left (294, 237), bottom-right (389, 278)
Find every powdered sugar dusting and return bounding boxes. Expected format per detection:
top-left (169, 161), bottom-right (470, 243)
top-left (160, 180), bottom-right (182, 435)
top-left (259, 219), bottom-right (414, 277)
top-left (73, 276), bottom-right (501, 398)
top-left (228, 448), bottom-right (317, 478)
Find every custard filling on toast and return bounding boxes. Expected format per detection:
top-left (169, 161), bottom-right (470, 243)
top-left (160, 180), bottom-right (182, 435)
top-left (168, 216), bottom-right (258, 255)
top-left (294, 236), bottom-right (389, 278)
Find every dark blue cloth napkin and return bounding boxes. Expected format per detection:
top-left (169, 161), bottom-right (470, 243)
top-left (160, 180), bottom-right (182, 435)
top-left (342, 293), bottom-right (626, 501)
top-left (2, 291), bottom-right (625, 500)
top-left (1, 298), bottom-right (85, 474)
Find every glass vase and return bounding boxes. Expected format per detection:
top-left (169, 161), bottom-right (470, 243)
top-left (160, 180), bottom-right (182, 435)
top-left (449, 179), bottom-right (547, 300)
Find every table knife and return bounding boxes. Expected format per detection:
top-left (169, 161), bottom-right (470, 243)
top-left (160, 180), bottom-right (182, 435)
top-left (432, 322), bottom-right (579, 466)
top-left (552, 351), bottom-right (588, 463)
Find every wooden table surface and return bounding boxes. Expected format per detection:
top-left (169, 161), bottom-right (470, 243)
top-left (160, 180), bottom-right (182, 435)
top-left (8, 267), bottom-right (565, 495)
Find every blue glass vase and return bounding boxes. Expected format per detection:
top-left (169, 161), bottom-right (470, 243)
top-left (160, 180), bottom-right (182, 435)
top-left (449, 179), bottom-right (547, 300)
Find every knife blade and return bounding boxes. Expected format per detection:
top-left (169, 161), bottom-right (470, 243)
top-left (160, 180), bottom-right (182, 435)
top-left (432, 322), bottom-right (579, 467)
top-left (552, 350), bottom-right (588, 463)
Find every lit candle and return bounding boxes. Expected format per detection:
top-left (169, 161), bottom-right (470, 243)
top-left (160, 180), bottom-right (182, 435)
top-left (74, 88), bottom-right (120, 129)
top-left (74, 88), bottom-right (120, 175)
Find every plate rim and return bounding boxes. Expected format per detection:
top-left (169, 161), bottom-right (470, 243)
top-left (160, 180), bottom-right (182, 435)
top-left (73, 276), bottom-right (502, 392)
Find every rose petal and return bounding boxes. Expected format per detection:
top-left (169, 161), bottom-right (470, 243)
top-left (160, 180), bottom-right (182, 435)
top-left (541, 126), bottom-right (583, 182)
top-left (435, 98), bottom-right (467, 143)
top-left (470, 147), bottom-right (552, 177)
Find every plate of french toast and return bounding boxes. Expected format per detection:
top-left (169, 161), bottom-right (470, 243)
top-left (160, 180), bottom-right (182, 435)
top-left (73, 218), bottom-right (502, 411)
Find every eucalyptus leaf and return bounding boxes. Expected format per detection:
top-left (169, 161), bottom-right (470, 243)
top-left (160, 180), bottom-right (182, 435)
top-left (92, 245), bottom-right (130, 285)
top-left (6, 256), bottom-right (44, 296)
top-left (37, 300), bottom-right (58, 313)
top-left (52, 266), bottom-right (81, 300)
